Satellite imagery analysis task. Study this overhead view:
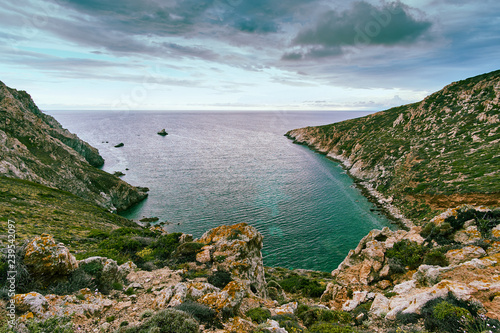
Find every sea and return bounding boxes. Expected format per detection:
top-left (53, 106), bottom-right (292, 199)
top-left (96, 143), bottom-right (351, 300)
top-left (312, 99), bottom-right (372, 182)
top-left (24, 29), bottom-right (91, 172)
top-left (48, 110), bottom-right (397, 272)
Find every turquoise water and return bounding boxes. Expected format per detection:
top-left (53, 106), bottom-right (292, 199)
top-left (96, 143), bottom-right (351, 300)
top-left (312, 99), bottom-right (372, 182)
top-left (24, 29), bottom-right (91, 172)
top-left (50, 110), bottom-right (396, 272)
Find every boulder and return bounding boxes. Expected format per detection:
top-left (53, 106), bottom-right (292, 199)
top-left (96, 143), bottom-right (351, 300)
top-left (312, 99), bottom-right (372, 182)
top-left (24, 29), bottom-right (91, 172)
top-left (199, 280), bottom-right (246, 314)
top-left (78, 257), bottom-right (135, 286)
top-left (445, 245), bottom-right (487, 265)
top-left (223, 316), bottom-right (257, 333)
top-left (23, 234), bottom-right (78, 281)
top-left (197, 223), bottom-right (267, 297)
top-left (273, 301), bottom-right (297, 316)
top-left (13, 292), bottom-right (49, 316)
top-left (264, 319), bottom-right (287, 333)
top-left (454, 226), bottom-right (482, 244)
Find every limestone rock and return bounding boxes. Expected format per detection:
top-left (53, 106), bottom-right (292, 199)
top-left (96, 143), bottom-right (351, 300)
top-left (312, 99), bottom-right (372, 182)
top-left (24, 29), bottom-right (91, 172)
top-left (223, 316), bottom-right (257, 333)
top-left (196, 245), bottom-right (213, 263)
top-left (454, 226), bottom-right (482, 244)
top-left (445, 245), bottom-right (487, 265)
top-left (179, 233), bottom-right (194, 244)
top-left (273, 301), bottom-right (297, 315)
top-left (197, 223), bottom-right (267, 297)
top-left (342, 291), bottom-right (368, 312)
top-left (384, 280), bottom-right (476, 320)
top-left (264, 319), bottom-right (287, 333)
top-left (78, 257), bottom-right (133, 286)
top-left (23, 234), bottom-right (77, 281)
top-left (13, 292), bottom-right (49, 315)
top-left (153, 287), bottom-right (174, 309)
top-left (370, 293), bottom-right (390, 317)
top-left (199, 281), bottom-right (246, 313)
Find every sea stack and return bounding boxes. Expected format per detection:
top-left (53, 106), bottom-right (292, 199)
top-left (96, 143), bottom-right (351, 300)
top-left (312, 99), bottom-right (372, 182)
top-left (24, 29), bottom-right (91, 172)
top-left (157, 129), bottom-right (168, 136)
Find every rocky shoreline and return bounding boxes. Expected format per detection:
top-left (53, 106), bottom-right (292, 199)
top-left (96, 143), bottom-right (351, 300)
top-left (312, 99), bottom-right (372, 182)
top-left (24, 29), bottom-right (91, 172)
top-left (284, 133), bottom-right (413, 231)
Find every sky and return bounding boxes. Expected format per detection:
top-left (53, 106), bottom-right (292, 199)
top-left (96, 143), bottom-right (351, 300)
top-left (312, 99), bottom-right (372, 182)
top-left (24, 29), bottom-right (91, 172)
top-left (1, 0), bottom-right (499, 111)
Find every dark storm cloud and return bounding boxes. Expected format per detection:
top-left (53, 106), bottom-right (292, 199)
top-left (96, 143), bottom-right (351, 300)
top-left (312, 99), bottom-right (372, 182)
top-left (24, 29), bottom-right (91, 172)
top-left (58, 0), bottom-right (315, 36)
top-left (285, 1), bottom-right (432, 60)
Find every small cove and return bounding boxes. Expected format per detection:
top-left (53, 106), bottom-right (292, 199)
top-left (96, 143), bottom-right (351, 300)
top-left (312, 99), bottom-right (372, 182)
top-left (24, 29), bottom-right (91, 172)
top-left (50, 110), bottom-right (397, 272)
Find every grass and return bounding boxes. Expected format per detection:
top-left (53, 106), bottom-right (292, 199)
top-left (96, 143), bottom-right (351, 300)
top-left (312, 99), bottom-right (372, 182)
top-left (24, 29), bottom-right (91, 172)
top-left (0, 176), bottom-right (138, 252)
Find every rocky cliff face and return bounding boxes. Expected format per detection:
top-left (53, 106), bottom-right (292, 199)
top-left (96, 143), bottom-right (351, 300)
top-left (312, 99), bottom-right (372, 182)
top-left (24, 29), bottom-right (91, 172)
top-left (286, 70), bottom-right (500, 223)
top-left (0, 81), bottom-right (147, 212)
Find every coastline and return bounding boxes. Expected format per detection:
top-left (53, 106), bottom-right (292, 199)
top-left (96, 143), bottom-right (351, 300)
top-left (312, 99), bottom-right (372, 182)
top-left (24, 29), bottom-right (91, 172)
top-left (285, 133), bottom-right (414, 231)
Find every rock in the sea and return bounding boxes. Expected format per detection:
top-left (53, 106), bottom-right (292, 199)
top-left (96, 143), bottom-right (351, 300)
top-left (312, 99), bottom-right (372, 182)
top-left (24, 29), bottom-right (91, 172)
top-left (157, 129), bottom-right (168, 136)
top-left (114, 142), bottom-right (124, 148)
top-left (23, 234), bottom-right (78, 282)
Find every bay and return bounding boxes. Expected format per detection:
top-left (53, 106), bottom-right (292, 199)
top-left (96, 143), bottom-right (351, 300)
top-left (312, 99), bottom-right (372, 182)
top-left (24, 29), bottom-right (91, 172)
top-left (49, 110), bottom-right (396, 272)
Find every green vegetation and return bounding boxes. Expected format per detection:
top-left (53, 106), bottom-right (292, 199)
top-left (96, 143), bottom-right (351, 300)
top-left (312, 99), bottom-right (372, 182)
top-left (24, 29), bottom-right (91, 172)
top-left (207, 270), bottom-right (233, 289)
top-left (287, 70), bottom-right (500, 222)
top-left (0, 316), bottom-right (74, 333)
top-left (175, 301), bottom-right (218, 327)
top-left (308, 323), bottom-right (357, 333)
top-left (77, 227), bottom-right (182, 268)
top-left (389, 292), bottom-right (500, 333)
top-left (246, 307), bottom-right (272, 324)
top-left (297, 305), bottom-right (352, 328)
top-left (278, 274), bottom-right (326, 298)
top-left (385, 240), bottom-right (427, 270)
top-left (0, 177), bottom-right (137, 252)
top-left (422, 207), bottom-right (500, 244)
top-left (121, 309), bottom-right (199, 333)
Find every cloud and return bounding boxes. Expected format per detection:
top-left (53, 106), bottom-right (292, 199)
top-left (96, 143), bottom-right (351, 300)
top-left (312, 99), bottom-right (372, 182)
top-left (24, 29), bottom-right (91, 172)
top-left (286, 1), bottom-right (432, 59)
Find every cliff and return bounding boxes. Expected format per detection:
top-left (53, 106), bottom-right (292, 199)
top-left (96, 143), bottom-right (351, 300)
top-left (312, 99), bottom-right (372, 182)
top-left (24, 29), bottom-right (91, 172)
top-left (286, 70), bottom-right (500, 223)
top-left (0, 81), bottom-right (148, 212)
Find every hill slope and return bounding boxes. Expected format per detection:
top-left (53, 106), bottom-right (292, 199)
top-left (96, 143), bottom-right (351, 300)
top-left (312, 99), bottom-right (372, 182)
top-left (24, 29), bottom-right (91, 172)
top-left (0, 81), bottom-right (148, 212)
top-left (0, 176), bottom-right (138, 251)
top-left (286, 70), bottom-right (500, 222)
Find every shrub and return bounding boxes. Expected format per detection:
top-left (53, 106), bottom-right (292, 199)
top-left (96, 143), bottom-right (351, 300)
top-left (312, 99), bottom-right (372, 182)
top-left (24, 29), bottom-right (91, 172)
top-left (421, 292), bottom-right (480, 333)
top-left (298, 308), bottom-right (352, 328)
top-left (423, 248), bottom-right (448, 267)
top-left (278, 275), bottom-right (326, 297)
top-left (308, 322), bottom-right (356, 333)
top-left (46, 266), bottom-right (95, 295)
top-left (246, 307), bottom-right (272, 324)
top-left (121, 309), bottom-right (199, 333)
top-left (125, 287), bottom-right (135, 296)
top-left (395, 312), bottom-right (421, 324)
top-left (386, 240), bottom-right (427, 270)
top-left (175, 301), bottom-right (218, 328)
top-left (113, 282), bottom-right (124, 290)
top-left (140, 310), bottom-right (154, 319)
top-left (11, 316), bottom-right (74, 333)
top-left (174, 242), bottom-right (205, 263)
top-left (87, 229), bottom-right (110, 239)
top-left (207, 270), bottom-right (232, 289)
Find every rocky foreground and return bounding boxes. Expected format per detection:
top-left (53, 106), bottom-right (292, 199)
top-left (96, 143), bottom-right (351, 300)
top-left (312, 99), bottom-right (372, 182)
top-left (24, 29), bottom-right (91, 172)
top-left (2, 207), bottom-right (500, 332)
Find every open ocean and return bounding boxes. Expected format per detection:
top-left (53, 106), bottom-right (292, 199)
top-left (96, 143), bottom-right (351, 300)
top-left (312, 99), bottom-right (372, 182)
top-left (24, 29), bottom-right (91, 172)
top-left (49, 110), bottom-right (396, 272)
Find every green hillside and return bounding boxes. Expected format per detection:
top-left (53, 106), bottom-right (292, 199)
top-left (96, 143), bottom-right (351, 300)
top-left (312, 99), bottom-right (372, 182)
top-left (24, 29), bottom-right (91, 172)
top-left (287, 70), bottom-right (500, 222)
